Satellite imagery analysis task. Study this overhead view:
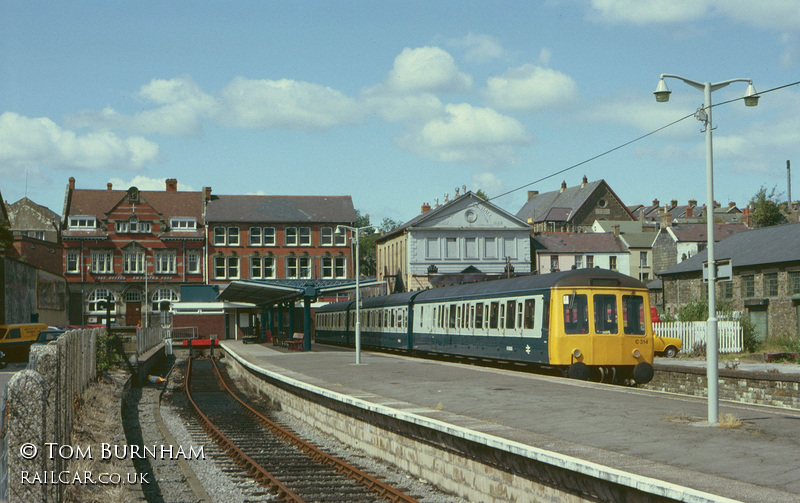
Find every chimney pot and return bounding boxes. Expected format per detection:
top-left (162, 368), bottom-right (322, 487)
top-left (581, 175), bottom-right (587, 187)
top-left (107, 182), bottom-right (113, 190)
top-left (728, 202), bottom-right (736, 209)
top-left (670, 199), bottom-right (678, 208)
top-left (421, 202), bottom-right (431, 213)
top-left (203, 186), bottom-right (212, 201)
top-left (69, 177), bottom-right (76, 190)
top-left (612, 224), bottom-right (620, 237)
top-left (652, 198), bottom-right (659, 207)
top-left (166, 178), bottom-right (178, 191)
top-left (560, 180), bottom-right (567, 192)
top-left (688, 199), bottom-right (697, 207)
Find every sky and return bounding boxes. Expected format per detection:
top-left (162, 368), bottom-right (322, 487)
top-left (2, 0), bottom-right (800, 226)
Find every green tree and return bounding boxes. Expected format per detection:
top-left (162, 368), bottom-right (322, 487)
top-left (474, 189), bottom-right (489, 201)
top-left (673, 298), bottom-right (759, 353)
top-left (0, 219), bottom-right (13, 249)
top-left (750, 185), bottom-right (787, 228)
top-left (351, 210), bottom-right (401, 277)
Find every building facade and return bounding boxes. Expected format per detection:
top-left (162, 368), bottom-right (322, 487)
top-left (531, 232), bottom-right (630, 276)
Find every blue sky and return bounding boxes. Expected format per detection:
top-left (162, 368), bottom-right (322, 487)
top-left (2, 1), bottom-right (799, 225)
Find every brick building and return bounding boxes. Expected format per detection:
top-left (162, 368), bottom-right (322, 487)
top-left (61, 178), bottom-right (206, 326)
top-left (659, 222), bottom-right (800, 341)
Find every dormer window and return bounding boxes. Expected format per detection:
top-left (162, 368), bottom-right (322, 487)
top-left (117, 216), bottom-right (152, 234)
top-left (69, 216), bottom-right (96, 229)
top-left (170, 218), bottom-right (197, 231)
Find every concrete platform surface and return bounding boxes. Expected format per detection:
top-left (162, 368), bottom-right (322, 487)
top-left (220, 341), bottom-right (800, 503)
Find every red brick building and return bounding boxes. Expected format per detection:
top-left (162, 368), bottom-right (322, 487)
top-left (62, 178), bottom-right (206, 326)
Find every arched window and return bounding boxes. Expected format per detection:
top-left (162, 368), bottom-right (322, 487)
top-left (88, 289), bottom-right (115, 313)
top-left (125, 290), bottom-right (142, 303)
top-left (151, 288), bottom-right (179, 312)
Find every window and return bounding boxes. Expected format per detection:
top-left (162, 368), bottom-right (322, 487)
top-left (151, 288), bottom-right (179, 312)
top-left (484, 238), bottom-right (497, 258)
top-left (125, 290), bottom-right (142, 302)
top-left (263, 227), bottom-right (276, 246)
top-left (321, 227), bottom-right (334, 246)
top-left (170, 218), bottom-right (197, 231)
top-left (118, 217), bottom-right (151, 234)
top-left (586, 255), bottom-right (594, 268)
top-left (21, 230), bottom-right (45, 240)
top-left (334, 229), bottom-right (346, 246)
top-left (563, 294), bottom-right (588, 334)
top-left (506, 301), bottom-right (516, 329)
top-left (155, 252), bottom-right (176, 274)
top-left (299, 227), bottom-right (311, 246)
top-left (69, 216), bottom-right (96, 229)
top-left (88, 289), bottom-right (114, 313)
top-left (448, 304), bottom-right (457, 329)
top-left (639, 251), bottom-right (648, 268)
top-left (123, 250), bottom-right (145, 274)
top-left (504, 238), bottom-right (517, 259)
top-left (475, 303), bottom-right (484, 329)
top-left (187, 252), bottom-right (201, 274)
top-left (214, 227), bottom-right (226, 245)
top-left (322, 257), bottom-right (346, 279)
top-left (524, 299), bottom-right (536, 329)
top-left (227, 256), bottom-right (240, 279)
top-left (765, 273), bottom-right (778, 297)
top-left (574, 255), bottom-right (582, 269)
top-left (622, 295), bottom-right (645, 335)
top-left (249, 227), bottom-right (262, 246)
top-left (91, 251), bottom-right (114, 273)
top-left (742, 276), bottom-right (755, 298)
top-left (445, 238), bottom-right (458, 258)
top-left (214, 257), bottom-right (226, 279)
top-left (722, 282), bottom-right (733, 299)
top-left (550, 256), bottom-right (559, 272)
top-left (594, 294), bottom-right (618, 333)
top-left (250, 257), bottom-right (276, 279)
top-left (285, 227), bottom-right (298, 246)
top-left (464, 238), bottom-right (477, 258)
top-left (335, 257), bottom-right (346, 278)
top-left (489, 302), bottom-right (499, 329)
top-left (426, 238), bottom-right (440, 259)
top-left (609, 256), bottom-right (617, 271)
top-left (286, 257), bottom-right (311, 279)
top-left (214, 256), bottom-right (239, 279)
top-left (66, 251), bottom-right (80, 273)
top-left (227, 227), bottom-right (240, 246)
top-left (791, 271), bottom-right (800, 295)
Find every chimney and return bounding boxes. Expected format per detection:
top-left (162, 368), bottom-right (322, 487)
top-left (560, 180), bottom-right (567, 192)
top-left (421, 202), bottom-right (431, 213)
top-left (660, 206), bottom-right (672, 228)
top-left (686, 205), bottom-right (693, 218)
top-left (581, 175), bottom-right (588, 187)
top-left (728, 202), bottom-right (736, 209)
top-left (670, 199), bottom-right (678, 208)
top-left (688, 199), bottom-right (697, 207)
top-left (652, 198), bottom-right (659, 207)
top-left (166, 178), bottom-right (178, 192)
top-left (527, 190), bottom-right (539, 201)
top-left (742, 207), bottom-right (753, 227)
top-left (107, 182), bottom-right (113, 190)
top-left (612, 224), bottom-right (620, 237)
top-left (203, 186), bottom-right (212, 202)
top-left (69, 177), bottom-right (75, 190)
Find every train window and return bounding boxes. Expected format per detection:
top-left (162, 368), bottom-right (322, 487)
top-left (524, 299), bottom-right (536, 329)
top-left (517, 305), bottom-right (523, 328)
top-left (475, 303), bottom-right (484, 329)
top-left (469, 304), bottom-right (475, 329)
top-left (563, 294), bottom-right (588, 334)
top-left (594, 294), bottom-right (618, 334)
top-left (623, 295), bottom-right (646, 334)
top-left (490, 302), bottom-right (499, 329)
top-left (506, 301), bottom-right (516, 329)
top-left (449, 304), bottom-right (457, 328)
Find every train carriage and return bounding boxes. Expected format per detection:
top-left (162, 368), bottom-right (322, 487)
top-left (315, 268), bottom-right (655, 385)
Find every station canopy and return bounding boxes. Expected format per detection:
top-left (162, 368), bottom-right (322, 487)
top-left (217, 278), bottom-right (384, 306)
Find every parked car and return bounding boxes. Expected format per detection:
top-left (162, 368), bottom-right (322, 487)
top-left (655, 335), bottom-right (682, 357)
top-left (31, 329), bottom-right (66, 348)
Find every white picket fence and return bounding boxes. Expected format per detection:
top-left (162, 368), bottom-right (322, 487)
top-left (653, 321), bottom-right (744, 353)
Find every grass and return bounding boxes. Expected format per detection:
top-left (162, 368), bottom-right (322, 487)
top-left (718, 414), bottom-right (744, 429)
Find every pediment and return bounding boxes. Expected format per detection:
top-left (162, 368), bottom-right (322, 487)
top-left (414, 193), bottom-right (530, 230)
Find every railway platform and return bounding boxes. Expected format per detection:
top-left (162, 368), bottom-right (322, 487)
top-left (219, 340), bottom-right (800, 503)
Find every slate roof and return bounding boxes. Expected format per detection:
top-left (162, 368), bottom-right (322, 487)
top-left (66, 189), bottom-right (205, 222)
top-left (516, 179), bottom-right (635, 223)
top-left (593, 220), bottom-right (659, 248)
top-left (660, 222), bottom-right (800, 275)
top-left (668, 223), bottom-right (748, 243)
top-left (532, 232), bottom-right (627, 254)
top-left (204, 195), bottom-right (355, 223)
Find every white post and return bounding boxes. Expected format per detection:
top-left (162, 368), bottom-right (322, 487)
top-left (354, 230), bottom-right (362, 365)
top-left (703, 82), bottom-right (719, 424)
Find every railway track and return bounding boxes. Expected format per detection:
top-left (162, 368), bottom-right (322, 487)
top-left (185, 356), bottom-right (420, 503)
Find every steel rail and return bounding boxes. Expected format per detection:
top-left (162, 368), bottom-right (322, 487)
top-left (185, 357), bottom-right (304, 502)
top-left (209, 357), bottom-right (419, 503)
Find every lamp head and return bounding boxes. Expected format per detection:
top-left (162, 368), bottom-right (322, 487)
top-left (654, 78), bottom-right (671, 103)
top-left (334, 226), bottom-right (343, 235)
top-left (744, 82), bottom-right (759, 107)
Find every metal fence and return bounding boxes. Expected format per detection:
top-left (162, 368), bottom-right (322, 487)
top-left (135, 326), bottom-right (167, 355)
top-left (653, 321), bottom-right (744, 353)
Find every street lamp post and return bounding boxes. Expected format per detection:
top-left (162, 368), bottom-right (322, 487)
top-left (654, 74), bottom-right (759, 424)
top-left (336, 224), bottom-right (378, 364)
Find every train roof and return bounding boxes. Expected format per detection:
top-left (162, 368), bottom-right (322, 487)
top-left (317, 269), bottom-right (646, 312)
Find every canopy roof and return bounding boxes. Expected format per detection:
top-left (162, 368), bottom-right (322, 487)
top-left (217, 278), bottom-right (384, 306)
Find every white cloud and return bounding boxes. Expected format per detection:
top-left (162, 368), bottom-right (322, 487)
top-left (219, 77), bottom-right (362, 129)
top-left (448, 33), bottom-right (505, 63)
top-left (107, 176), bottom-right (196, 192)
top-left (472, 172), bottom-right (505, 196)
top-left (387, 47), bottom-right (473, 94)
top-left (484, 64), bottom-right (579, 111)
top-left (538, 48), bottom-right (552, 66)
top-left (361, 88), bottom-right (444, 123)
top-left (399, 103), bottom-right (531, 167)
top-left (0, 112), bottom-right (159, 174)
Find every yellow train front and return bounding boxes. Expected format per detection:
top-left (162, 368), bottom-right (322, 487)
top-left (315, 269), bottom-right (655, 385)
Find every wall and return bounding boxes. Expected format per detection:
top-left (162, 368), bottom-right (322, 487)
top-left (171, 313), bottom-right (226, 339)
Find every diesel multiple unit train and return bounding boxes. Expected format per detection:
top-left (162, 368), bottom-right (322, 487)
top-left (315, 268), bottom-right (655, 385)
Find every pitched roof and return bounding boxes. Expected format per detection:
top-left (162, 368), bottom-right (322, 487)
top-left (532, 232), bottom-right (627, 254)
top-left (593, 220), bottom-right (659, 248)
top-left (67, 189), bottom-right (205, 221)
top-left (516, 179), bottom-right (634, 223)
top-left (667, 223), bottom-right (748, 243)
top-left (660, 222), bottom-right (800, 275)
top-left (204, 195), bottom-right (355, 223)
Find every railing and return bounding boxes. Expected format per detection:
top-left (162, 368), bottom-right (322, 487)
top-left (653, 321), bottom-right (743, 353)
top-left (135, 326), bottom-right (167, 355)
top-left (168, 326), bottom-right (198, 342)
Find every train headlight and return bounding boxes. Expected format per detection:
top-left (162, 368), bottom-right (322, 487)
top-left (632, 349), bottom-right (641, 358)
top-left (572, 349), bottom-right (582, 358)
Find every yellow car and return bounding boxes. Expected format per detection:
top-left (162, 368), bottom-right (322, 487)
top-left (654, 335), bottom-right (682, 358)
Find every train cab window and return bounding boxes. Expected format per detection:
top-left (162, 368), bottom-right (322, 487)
top-left (563, 294), bottom-right (588, 334)
top-left (524, 299), bottom-right (536, 329)
top-left (506, 301), bottom-right (516, 329)
top-left (489, 302), bottom-right (499, 329)
top-left (594, 294), bottom-right (618, 334)
top-left (623, 295), bottom-right (646, 335)
top-left (475, 303), bottom-right (484, 329)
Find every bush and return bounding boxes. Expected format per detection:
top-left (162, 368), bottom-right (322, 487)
top-left (96, 331), bottom-right (123, 373)
top-left (673, 298), bottom-right (760, 353)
